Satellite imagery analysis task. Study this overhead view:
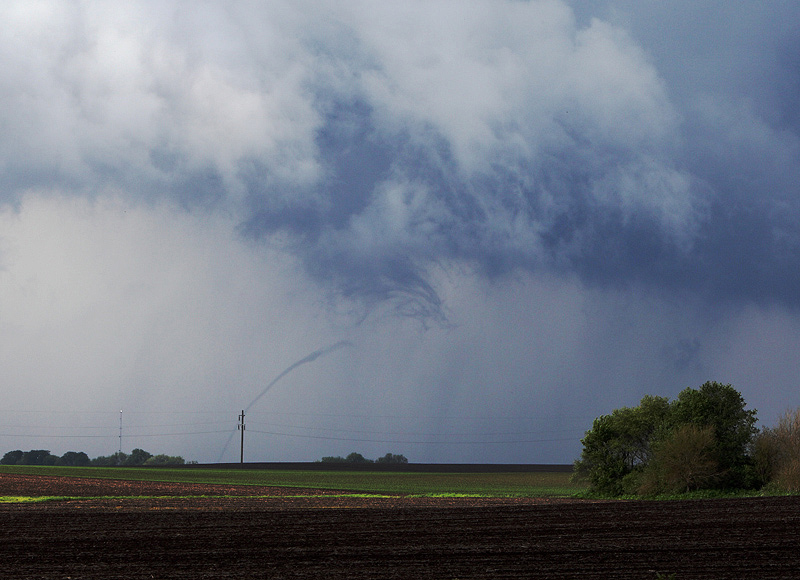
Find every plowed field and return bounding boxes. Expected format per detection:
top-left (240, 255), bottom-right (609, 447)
top-left (1, 472), bottom-right (799, 579)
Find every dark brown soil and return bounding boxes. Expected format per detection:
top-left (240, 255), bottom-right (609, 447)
top-left (0, 471), bottom-right (344, 498)
top-left (1, 472), bottom-right (799, 579)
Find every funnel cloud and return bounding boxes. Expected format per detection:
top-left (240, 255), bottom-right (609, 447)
top-left (218, 341), bottom-right (353, 460)
top-left (245, 341), bottom-right (354, 413)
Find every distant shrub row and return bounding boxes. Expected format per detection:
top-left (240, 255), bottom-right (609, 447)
top-left (0, 448), bottom-right (188, 467)
top-left (319, 452), bottom-right (408, 464)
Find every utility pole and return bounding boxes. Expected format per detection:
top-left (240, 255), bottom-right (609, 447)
top-left (238, 410), bottom-right (245, 464)
top-left (119, 409), bottom-right (123, 461)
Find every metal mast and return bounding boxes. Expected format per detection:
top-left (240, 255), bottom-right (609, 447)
top-left (238, 410), bottom-right (245, 464)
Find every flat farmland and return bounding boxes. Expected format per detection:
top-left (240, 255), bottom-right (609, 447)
top-left (0, 464), bottom-right (582, 496)
top-left (1, 468), bottom-right (799, 579)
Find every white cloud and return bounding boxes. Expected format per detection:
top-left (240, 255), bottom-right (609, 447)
top-left (0, 0), bottom-right (704, 258)
top-left (0, 1), bottom-right (324, 202)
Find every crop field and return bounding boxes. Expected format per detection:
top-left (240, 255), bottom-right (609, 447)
top-left (1, 466), bottom-right (799, 579)
top-left (0, 464), bottom-right (582, 497)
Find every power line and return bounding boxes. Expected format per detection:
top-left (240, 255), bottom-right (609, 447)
top-left (0, 420), bottom-right (233, 431)
top-left (115, 430), bottom-right (231, 438)
top-left (0, 429), bottom-right (230, 439)
top-left (247, 428), bottom-right (577, 445)
top-left (249, 420), bottom-right (584, 438)
top-left (0, 433), bottom-right (116, 439)
top-left (245, 410), bottom-right (596, 422)
top-left (0, 406), bottom-right (586, 450)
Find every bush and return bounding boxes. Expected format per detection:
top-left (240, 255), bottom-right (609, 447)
top-left (753, 407), bottom-right (800, 493)
top-left (774, 457), bottom-right (800, 493)
top-left (639, 424), bottom-right (721, 495)
top-left (91, 452), bottom-right (127, 466)
top-left (144, 454), bottom-right (185, 466)
top-left (376, 453), bottom-right (408, 464)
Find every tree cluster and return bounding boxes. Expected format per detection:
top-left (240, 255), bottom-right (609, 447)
top-left (1, 448), bottom-right (186, 467)
top-left (90, 449), bottom-right (187, 466)
top-left (319, 452), bottom-right (409, 464)
top-left (574, 382), bottom-right (761, 496)
top-left (0, 449), bottom-right (91, 467)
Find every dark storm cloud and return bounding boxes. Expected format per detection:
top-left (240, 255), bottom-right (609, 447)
top-left (2, 1), bottom-right (800, 319)
top-left (237, 1), bottom-right (800, 318)
top-left (564, 1), bottom-right (800, 307)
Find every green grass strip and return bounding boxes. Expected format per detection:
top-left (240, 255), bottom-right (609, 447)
top-left (0, 464), bottom-right (586, 497)
top-left (0, 496), bottom-right (59, 503)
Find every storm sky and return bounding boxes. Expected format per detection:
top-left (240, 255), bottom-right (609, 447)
top-left (1, 1), bottom-right (799, 464)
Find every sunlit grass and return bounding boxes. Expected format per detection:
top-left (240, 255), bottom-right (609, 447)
top-left (0, 495), bottom-right (64, 503)
top-left (0, 464), bottom-right (586, 497)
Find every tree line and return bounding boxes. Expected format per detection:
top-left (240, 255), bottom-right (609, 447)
top-left (319, 452), bottom-right (409, 464)
top-left (0, 448), bottom-right (188, 467)
top-left (574, 381), bottom-right (800, 496)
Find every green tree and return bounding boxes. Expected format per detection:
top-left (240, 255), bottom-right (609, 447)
top-left (376, 453), bottom-right (408, 464)
top-left (124, 448), bottom-right (153, 466)
top-left (57, 451), bottom-right (90, 466)
top-left (671, 381), bottom-right (758, 487)
top-left (143, 454), bottom-right (185, 465)
top-left (345, 452), bottom-right (372, 464)
top-left (573, 395), bottom-right (671, 495)
top-left (20, 450), bottom-right (59, 465)
top-left (575, 382), bottom-right (758, 495)
top-left (1, 450), bottom-right (23, 465)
